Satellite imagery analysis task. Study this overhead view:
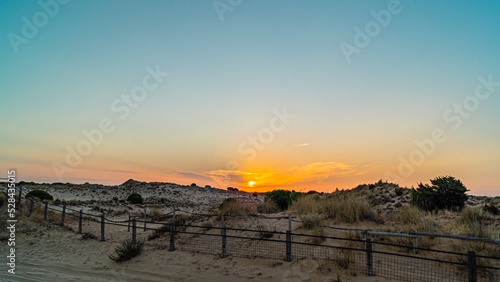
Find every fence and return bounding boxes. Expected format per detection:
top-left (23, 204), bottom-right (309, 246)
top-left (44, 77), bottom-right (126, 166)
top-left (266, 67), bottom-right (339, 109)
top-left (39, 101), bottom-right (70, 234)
top-left (10, 189), bottom-right (500, 281)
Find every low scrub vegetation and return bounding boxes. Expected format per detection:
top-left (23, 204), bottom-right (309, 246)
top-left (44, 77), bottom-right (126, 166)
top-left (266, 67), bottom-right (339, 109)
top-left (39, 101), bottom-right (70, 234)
top-left (108, 239), bottom-right (144, 262)
top-left (127, 193), bottom-right (144, 204)
top-left (291, 193), bottom-right (372, 224)
top-left (218, 198), bottom-right (257, 216)
top-left (265, 190), bottom-right (302, 211)
top-left (25, 189), bottom-right (53, 201)
top-left (299, 213), bottom-right (322, 229)
top-left (457, 207), bottom-right (492, 238)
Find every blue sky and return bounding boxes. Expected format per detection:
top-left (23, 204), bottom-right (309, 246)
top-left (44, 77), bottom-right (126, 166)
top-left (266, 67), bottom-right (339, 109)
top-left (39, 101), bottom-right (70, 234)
top-left (1, 1), bottom-right (499, 195)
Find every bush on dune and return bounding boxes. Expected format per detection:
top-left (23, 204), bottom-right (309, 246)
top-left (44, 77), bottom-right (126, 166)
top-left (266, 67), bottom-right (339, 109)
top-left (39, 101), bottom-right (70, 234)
top-left (265, 190), bottom-right (303, 211)
top-left (25, 189), bottom-right (54, 201)
top-left (127, 193), bottom-right (144, 204)
top-left (411, 176), bottom-right (468, 211)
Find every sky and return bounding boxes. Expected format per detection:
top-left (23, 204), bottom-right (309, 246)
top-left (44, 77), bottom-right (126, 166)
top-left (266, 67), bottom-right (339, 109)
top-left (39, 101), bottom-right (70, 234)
top-left (1, 0), bottom-right (499, 195)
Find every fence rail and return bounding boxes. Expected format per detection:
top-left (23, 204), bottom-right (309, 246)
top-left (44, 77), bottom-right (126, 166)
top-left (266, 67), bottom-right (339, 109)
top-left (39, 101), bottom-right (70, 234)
top-left (5, 186), bottom-right (500, 282)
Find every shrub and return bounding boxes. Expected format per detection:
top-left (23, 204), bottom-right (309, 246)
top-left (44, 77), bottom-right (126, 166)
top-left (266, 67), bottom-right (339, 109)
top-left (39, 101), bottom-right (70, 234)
top-left (483, 204), bottom-right (500, 216)
top-left (257, 198), bottom-right (279, 214)
top-left (219, 198), bottom-right (257, 216)
top-left (291, 194), bottom-right (320, 215)
top-left (265, 190), bottom-right (302, 211)
top-left (81, 232), bottom-right (98, 240)
top-left (395, 188), bottom-right (403, 196)
top-left (108, 239), bottom-right (144, 262)
top-left (150, 207), bottom-right (161, 220)
top-left (411, 176), bottom-right (468, 211)
top-left (127, 193), bottom-right (144, 204)
top-left (458, 207), bottom-right (492, 238)
top-left (25, 189), bottom-right (53, 201)
top-left (190, 183), bottom-right (197, 187)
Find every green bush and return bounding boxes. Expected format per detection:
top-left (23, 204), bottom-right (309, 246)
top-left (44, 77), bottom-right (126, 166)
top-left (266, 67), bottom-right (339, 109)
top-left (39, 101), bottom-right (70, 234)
top-left (25, 189), bottom-right (54, 201)
top-left (127, 193), bottom-right (144, 204)
top-left (411, 176), bottom-right (468, 211)
top-left (108, 239), bottom-right (144, 262)
top-left (265, 190), bottom-right (303, 211)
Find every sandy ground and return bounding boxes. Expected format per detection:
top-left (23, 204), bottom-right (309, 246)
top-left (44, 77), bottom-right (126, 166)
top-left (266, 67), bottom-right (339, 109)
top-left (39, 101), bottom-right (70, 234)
top-left (0, 227), bottom-right (387, 282)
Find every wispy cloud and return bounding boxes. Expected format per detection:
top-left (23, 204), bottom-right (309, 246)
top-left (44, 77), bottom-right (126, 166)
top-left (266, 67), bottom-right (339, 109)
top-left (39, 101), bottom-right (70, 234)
top-left (294, 143), bottom-right (310, 147)
top-left (173, 170), bottom-right (212, 181)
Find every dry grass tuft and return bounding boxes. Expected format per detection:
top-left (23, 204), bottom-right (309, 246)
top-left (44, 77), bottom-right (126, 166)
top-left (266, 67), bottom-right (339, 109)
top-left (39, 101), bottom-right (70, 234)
top-left (299, 213), bottom-right (322, 229)
top-left (393, 205), bottom-right (422, 226)
top-left (291, 193), bottom-right (372, 224)
top-left (322, 194), bottom-right (371, 223)
top-left (219, 198), bottom-right (257, 216)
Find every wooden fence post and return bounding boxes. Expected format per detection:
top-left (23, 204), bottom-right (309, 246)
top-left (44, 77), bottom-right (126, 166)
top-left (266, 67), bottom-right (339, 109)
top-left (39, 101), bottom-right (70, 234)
top-left (28, 196), bottom-right (34, 217)
top-left (285, 214), bottom-right (292, 262)
top-left (17, 186), bottom-right (22, 210)
top-left (365, 237), bottom-right (374, 276)
top-left (169, 206), bottom-right (176, 252)
top-left (144, 206), bottom-right (147, 231)
top-left (128, 215), bottom-right (131, 232)
top-left (60, 205), bottom-right (66, 226)
top-left (100, 214), bottom-right (105, 241)
top-left (78, 210), bottom-right (83, 234)
top-left (468, 251), bottom-right (477, 282)
top-left (285, 230), bottom-right (292, 262)
top-left (44, 202), bottom-right (48, 221)
top-left (221, 214), bottom-right (227, 258)
top-left (132, 218), bottom-right (137, 243)
top-left (411, 229), bottom-right (418, 254)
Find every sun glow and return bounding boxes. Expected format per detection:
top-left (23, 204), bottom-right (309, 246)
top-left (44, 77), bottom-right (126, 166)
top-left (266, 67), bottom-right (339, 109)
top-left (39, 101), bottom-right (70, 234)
top-left (248, 181), bottom-right (256, 187)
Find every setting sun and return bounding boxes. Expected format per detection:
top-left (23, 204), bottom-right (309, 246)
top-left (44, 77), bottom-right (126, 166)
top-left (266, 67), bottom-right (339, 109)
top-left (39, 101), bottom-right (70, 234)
top-left (248, 181), bottom-right (256, 187)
